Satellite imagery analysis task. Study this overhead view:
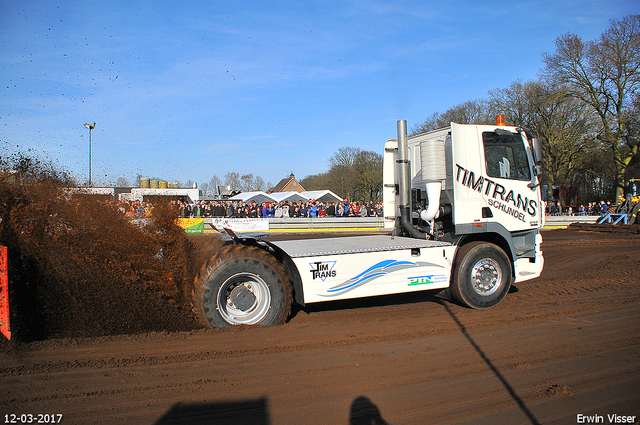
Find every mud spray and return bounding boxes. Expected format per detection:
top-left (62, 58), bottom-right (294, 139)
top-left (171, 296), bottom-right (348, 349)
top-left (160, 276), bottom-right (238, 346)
top-left (0, 154), bottom-right (222, 341)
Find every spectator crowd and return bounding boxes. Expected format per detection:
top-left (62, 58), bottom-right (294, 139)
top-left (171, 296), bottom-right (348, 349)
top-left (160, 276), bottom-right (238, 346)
top-left (110, 198), bottom-right (384, 219)
top-left (176, 199), bottom-right (384, 219)
top-left (545, 200), bottom-right (613, 216)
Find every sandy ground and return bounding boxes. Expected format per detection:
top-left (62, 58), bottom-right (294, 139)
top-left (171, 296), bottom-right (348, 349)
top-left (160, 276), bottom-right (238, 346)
top-left (1, 228), bottom-right (639, 425)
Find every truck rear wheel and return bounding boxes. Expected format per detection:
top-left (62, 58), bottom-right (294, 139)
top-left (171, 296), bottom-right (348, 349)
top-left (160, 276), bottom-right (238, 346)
top-left (192, 244), bottom-right (293, 328)
top-left (451, 242), bottom-right (512, 309)
top-left (629, 202), bottom-right (640, 225)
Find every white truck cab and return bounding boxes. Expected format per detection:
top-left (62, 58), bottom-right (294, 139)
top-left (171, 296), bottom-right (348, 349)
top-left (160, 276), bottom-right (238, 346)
top-left (383, 119), bottom-right (544, 286)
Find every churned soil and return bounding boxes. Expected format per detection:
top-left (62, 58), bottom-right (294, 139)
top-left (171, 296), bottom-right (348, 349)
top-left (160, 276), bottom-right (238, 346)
top-left (1, 226), bottom-right (639, 425)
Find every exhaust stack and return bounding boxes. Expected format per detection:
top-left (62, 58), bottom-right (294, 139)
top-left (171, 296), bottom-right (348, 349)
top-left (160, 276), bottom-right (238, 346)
top-left (396, 120), bottom-right (429, 239)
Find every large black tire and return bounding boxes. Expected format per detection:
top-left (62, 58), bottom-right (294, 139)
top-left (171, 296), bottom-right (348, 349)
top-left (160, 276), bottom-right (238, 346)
top-left (192, 244), bottom-right (293, 328)
top-left (450, 242), bottom-right (512, 309)
top-left (629, 202), bottom-right (640, 225)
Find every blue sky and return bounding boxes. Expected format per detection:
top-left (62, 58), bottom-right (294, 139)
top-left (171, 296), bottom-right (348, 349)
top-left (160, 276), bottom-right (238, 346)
top-left (1, 1), bottom-right (637, 189)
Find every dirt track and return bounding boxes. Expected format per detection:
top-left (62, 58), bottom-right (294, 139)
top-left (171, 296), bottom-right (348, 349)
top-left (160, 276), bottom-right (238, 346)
top-left (1, 228), bottom-right (639, 425)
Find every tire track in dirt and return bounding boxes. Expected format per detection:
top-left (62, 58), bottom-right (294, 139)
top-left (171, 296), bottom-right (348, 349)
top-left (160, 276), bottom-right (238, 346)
top-left (3, 292), bottom-right (635, 379)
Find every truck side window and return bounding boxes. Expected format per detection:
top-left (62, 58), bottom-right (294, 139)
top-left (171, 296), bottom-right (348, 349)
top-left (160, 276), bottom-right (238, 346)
top-left (483, 132), bottom-right (531, 181)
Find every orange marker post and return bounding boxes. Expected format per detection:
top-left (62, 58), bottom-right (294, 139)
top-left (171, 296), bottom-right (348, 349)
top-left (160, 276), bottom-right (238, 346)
top-left (0, 245), bottom-right (10, 340)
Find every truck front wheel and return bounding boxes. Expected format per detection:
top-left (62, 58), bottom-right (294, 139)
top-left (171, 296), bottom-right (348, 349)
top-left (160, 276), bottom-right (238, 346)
top-left (192, 244), bottom-right (293, 328)
top-left (451, 242), bottom-right (512, 309)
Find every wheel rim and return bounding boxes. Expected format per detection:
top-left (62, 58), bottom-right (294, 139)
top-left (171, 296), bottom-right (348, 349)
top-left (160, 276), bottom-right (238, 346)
top-left (216, 272), bottom-right (271, 325)
top-left (470, 258), bottom-right (502, 296)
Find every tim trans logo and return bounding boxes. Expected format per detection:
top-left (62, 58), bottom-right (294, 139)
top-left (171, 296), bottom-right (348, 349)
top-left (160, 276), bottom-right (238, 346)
top-left (310, 261), bottom-right (336, 281)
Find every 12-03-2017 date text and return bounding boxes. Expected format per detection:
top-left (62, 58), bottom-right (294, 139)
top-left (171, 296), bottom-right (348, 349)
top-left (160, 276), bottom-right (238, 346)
top-left (4, 414), bottom-right (62, 424)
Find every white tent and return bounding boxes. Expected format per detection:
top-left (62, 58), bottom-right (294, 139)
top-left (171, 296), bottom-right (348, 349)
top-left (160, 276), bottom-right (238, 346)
top-left (230, 190), bottom-right (341, 205)
top-left (270, 191), bottom-right (308, 204)
top-left (301, 190), bottom-right (343, 203)
top-left (229, 191), bottom-right (277, 204)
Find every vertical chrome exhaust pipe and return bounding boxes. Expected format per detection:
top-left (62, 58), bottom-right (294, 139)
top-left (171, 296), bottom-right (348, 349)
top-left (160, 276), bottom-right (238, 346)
top-left (396, 120), bottom-right (428, 239)
top-left (397, 120), bottom-right (411, 209)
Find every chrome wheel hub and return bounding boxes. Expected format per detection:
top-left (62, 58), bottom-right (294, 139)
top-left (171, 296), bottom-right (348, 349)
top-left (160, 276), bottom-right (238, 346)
top-left (471, 258), bottom-right (502, 296)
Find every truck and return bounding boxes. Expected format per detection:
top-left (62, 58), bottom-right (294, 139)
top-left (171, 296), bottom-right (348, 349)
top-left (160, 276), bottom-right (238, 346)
top-left (192, 116), bottom-right (545, 328)
top-left (608, 178), bottom-right (640, 224)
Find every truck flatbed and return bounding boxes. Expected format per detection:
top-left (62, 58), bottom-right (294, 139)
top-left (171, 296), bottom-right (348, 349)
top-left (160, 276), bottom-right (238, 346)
top-left (269, 234), bottom-right (451, 258)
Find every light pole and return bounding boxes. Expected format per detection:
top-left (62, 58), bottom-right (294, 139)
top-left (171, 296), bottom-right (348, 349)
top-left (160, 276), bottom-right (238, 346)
top-left (84, 122), bottom-right (96, 186)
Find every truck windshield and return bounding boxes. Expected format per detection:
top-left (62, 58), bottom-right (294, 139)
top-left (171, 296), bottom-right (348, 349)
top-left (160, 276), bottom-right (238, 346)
top-left (483, 131), bottom-right (531, 181)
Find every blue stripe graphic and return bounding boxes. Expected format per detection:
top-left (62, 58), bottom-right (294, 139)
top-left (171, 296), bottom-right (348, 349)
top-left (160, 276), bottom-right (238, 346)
top-left (323, 259), bottom-right (419, 296)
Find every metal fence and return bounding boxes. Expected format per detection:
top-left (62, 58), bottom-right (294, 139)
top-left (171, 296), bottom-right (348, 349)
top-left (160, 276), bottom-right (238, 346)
top-left (202, 215), bottom-right (598, 233)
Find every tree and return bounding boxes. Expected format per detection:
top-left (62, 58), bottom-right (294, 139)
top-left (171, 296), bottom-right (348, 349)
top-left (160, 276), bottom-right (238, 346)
top-left (199, 182), bottom-right (211, 197)
top-left (328, 147), bottom-right (361, 199)
top-left (489, 80), bottom-right (537, 127)
top-left (197, 175), bottom-right (225, 197)
top-left (240, 174), bottom-right (254, 192)
top-left (353, 150), bottom-right (383, 202)
top-left (326, 164), bottom-right (354, 200)
top-left (543, 15), bottom-right (640, 198)
top-left (329, 146), bottom-right (361, 168)
top-left (224, 172), bottom-right (241, 192)
top-left (411, 99), bottom-right (495, 135)
top-left (300, 172), bottom-right (332, 193)
top-left (530, 84), bottom-right (599, 191)
top-left (207, 175), bottom-right (223, 196)
top-left (622, 93), bottom-right (640, 180)
top-left (115, 177), bottom-right (129, 187)
top-left (300, 147), bottom-right (382, 202)
top-left (490, 80), bottom-right (599, 192)
top-left (254, 176), bottom-right (266, 192)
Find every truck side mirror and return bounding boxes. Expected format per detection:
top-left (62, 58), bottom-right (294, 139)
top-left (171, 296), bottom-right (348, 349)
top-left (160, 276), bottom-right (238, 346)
top-left (532, 137), bottom-right (543, 166)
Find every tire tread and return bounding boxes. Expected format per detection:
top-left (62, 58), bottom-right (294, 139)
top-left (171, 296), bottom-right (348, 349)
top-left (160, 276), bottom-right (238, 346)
top-left (451, 241), bottom-right (512, 309)
top-left (191, 244), bottom-right (293, 328)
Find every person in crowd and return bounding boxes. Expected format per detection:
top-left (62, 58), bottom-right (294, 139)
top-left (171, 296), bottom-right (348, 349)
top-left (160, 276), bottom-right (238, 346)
top-left (247, 200), bottom-right (258, 218)
top-left (274, 202), bottom-right (283, 218)
top-left (358, 202), bottom-right (367, 217)
top-left (201, 202), bottom-right (212, 218)
top-left (264, 202), bottom-right (275, 218)
top-left (135, 200), bottom-right (146, 217)
top-left (309, 200), bottom-right (318, 218)
top-left (375, 203), bottom-right (383, 217)
top-left (288, 202), bottom-right (296, 218)
top-left (600, 200), bottom-right (608, 216)
top-left (347, 202), bottom-right (356, 217)
top-left (343, 199), bottom-right (350, 217)
top-left (327, 202), bottom-right (336, 217)
top-left (213, 201), bottom-right (226, 217)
